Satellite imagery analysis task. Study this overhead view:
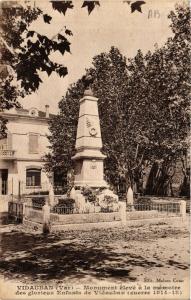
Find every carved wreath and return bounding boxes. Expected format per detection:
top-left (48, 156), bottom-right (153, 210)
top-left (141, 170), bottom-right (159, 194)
top-left (86, 117), bottom-right (98, 136)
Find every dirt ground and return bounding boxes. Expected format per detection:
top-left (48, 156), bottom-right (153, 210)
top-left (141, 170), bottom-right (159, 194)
top-left (0, 219), bottom-right (190, 284)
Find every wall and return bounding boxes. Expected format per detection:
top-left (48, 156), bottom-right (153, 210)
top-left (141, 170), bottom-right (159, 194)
top-left (21, 200), bottom-right (186, 232)
top-left (50, 211), bottom-right (121, 225)
top-left (126, 210), bottom-right (179, 220)
top-left (0, 112), bottom-right (50, 196)
top-left (7, 118), bottom-right (49, 160)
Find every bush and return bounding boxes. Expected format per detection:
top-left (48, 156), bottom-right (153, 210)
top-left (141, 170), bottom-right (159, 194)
top-left (134, 197), bottom-right (152, 211)
top-left (29, 191), bottom-right (49, 195)
top-left (99, 195), bottom-right (119, 212)
top-left (53, 198), bottom-right (75, 214)
top-left (57, 197), bottom-right (75, 207)
top-left (81, 186), bottom-right (96, 203)
top-left (32, 197), bottom-right (46, 208)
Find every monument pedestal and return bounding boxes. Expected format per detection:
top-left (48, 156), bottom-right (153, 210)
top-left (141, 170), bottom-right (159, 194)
top-left (72, 91), bottom-right (107, 188)
top-left (72, 151), bottom-right (107, 187)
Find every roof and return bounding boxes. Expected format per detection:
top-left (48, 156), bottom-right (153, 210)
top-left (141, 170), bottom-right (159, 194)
top-left (38, 110), bottom-right (55, 118)
top-left (0, 107), bottom-right (55, 121)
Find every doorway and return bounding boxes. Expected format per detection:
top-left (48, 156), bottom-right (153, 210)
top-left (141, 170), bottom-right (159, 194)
top-left (0, 169), bottom-right (8, 195)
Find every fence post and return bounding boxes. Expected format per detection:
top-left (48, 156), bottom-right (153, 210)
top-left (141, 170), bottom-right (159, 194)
top-left (180, 200), bottom-right (186, 220)
top-left (119, 201), bottom-right (127, 226)
top-left (42, 203), bottom-right (51, 233)
top-left (22, 203), bottom-right (26, 219)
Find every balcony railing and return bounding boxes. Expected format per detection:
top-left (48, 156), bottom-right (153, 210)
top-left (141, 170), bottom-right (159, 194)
top-left (0, 149), bottom-right (15, 158)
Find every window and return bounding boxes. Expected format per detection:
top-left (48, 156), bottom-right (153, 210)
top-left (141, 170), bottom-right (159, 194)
top-left (30, 110), bottom-right (37, 116)
top-left (29, 133), bottom-right (38, 154)
top-left (29, 108), bottom-right (38, 117)
top-left (26, 168), bottom-right (41, 186)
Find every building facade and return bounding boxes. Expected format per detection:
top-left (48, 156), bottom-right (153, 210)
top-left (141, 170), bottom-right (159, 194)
top-left (0, 106), bottom-right (52, 198)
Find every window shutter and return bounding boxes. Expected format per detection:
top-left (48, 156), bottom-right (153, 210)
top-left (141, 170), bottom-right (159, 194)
top-left (29, 134), bottom-right (38, 153)
top-left (7, 132), bottom-right (12, 149)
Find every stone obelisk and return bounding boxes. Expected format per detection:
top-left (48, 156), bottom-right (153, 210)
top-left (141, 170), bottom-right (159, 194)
top-left (72, 84), bottom-right (107, 188)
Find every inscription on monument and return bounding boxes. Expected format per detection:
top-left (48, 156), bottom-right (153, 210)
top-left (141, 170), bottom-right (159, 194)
top-left (91, 160), bottom-right (97, 169)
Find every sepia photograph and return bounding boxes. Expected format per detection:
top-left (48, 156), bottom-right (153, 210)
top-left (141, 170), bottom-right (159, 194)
top-left (0, 0), bottom-right (190, 299)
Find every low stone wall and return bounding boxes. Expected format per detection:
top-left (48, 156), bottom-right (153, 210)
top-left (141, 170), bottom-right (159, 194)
top-left (140, 196), bottom-right (190, 212)
top-left (54, 216), bottom-right (186, 231)
top-left (126, 210), bottom-right (175, 220)
top-left (125, 216), bottom-right (185, 227)
top-left (0, 198), bottom-right (9, 213)
top-left (0, 212), bottom-right (8, 225)
top-left (23, 215), bottom-right (186, 233)
top-left (21, 200), bottom-right (186, 233)
top-left (23, 219), bottom-right (43, 231)
top-left (50, 211), bottom-right (121, 225)
top-left (25, 208), bottom-right (43, 223)
top-left (51, 221), bottom-right (121, 232)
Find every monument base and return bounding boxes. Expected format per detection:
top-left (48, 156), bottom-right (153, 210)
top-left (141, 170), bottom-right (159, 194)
top-left (72, 157), bottom-right (108, 188)
top-left (74, 180), bottom-right (108, 188)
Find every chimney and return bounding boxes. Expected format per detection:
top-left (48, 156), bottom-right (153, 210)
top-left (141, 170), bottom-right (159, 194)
top-left (45, 105), bottom-right (49, 118)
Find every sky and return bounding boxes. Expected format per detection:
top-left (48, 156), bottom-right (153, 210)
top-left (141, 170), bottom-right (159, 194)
top-left (18, 0), bottom-right (180, 114)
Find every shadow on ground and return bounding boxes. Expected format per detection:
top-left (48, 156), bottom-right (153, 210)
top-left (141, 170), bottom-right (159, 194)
top-left (0, 225), bottom-right (189, 283)
top-left (0, 231), bottom-right (153, 282)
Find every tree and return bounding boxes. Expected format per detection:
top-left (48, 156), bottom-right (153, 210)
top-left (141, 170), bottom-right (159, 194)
top-left (1, 2), bottom-right (189, 196)
top-left (145, 2), bottom-right (190, 195)
top-left (0, 0), bottom-right (149, 113)
top-left (45, 3), bottom-right (190, 197)
top-left (0, 1), bottom-right (71, 108)
top-left (0, 1), bottom-right (73, 138)
top-left (45, 79), bottom-right (84, 190)
top-left (0, 0), bottom-right (148, 139)
top-left (45, 47), bottom-right (157, 195)
top-left (167, 2), bottom-right (190, 196)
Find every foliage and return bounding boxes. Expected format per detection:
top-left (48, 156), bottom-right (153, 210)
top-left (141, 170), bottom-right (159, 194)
top-left (45, 3), bottom-right (190, 197)
top-left (144, 2), bottom-right (190, 195)
top-left (0, 0), bottom-right (148, 112)
top-left (32, 197), bottom-right (46, 208)
top-left (134, 197), bottom-right (152, 206)
top-left (0, 0), bottom-right (148, 139)
top-left (179, 166), bottom-right (190, 198)
top-left (98, 195), bottom-right (119, 212)
top-left (82, 1), bottom-right (100, 14)
top-left (50, 1), bottom-right (74, 15)
top-left (0, 1), bottom-right (71, 138)
top-left (1, 2), bottom-right (188, 196)
top-left (81, 186), bottom-right (97, 203)
top-left (44, 79), bottom-right (84, 182)
top-left (0, 2), bottom-right (71, 106)
top-left (56, 197), bottom-right (75, 206)
top-left (28, 191), bottom-right (49, 196)
top-left (53, 197), bottom-right (75, 214)
top-left (0, 117), bottom-right (7, 139)
top-left (49, 1), bottom-right (145, 15)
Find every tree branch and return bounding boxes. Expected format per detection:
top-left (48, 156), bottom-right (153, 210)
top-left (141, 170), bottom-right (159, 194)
top-left (0, 36), bottom-right (15, 56)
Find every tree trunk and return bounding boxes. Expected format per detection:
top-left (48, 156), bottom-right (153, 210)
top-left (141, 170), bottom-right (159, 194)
top-left (146, 161), bottom-right (175, 196)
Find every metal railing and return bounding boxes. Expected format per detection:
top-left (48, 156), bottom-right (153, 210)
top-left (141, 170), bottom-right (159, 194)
top-left (126, 202), bottom-right (181, 215)
top-left (0, 149), bottom-right (15, 157)
top-left (8, 201), bottom-right (23, 221)
top-left (31, 203), bottom-right (44, 210)
top-left (51, 204), bottom-right (117, 215)
top-left (52, 205), bottom-right (75, 215)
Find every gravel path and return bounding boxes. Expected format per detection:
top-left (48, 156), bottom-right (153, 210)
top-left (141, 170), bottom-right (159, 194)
top-left (0, 220), bottom-right (189, 284)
